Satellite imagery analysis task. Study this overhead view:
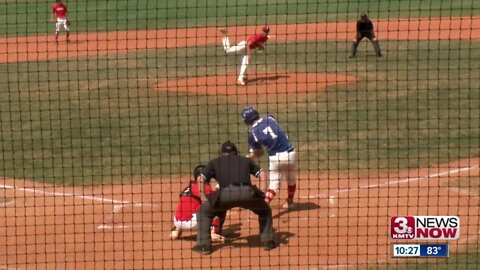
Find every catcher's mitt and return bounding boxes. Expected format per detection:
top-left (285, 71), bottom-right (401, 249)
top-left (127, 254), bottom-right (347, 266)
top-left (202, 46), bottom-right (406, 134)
top-left (66, 21), bottom-right (71, 26)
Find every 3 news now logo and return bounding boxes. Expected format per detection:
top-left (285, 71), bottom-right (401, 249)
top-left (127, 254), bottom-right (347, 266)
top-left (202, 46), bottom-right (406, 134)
top-left (391, 216), bottom-right (460, 240)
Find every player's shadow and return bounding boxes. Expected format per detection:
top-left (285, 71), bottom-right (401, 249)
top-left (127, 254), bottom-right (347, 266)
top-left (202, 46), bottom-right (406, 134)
top-left (181, 235), bottom-right (197, 241)
top-left (216, 230), bottom-right (294, 250)
top-left (272, 201), bottom-right (320, 219)
top-left (246, 75), bottom-right (289, 84)
top-left (221, 223), bottom-right (242, 238)
top-left (180, 223), bottom-right (242, 242)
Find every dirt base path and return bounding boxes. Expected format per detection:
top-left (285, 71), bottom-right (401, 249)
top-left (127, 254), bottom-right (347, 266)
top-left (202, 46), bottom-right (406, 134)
top-left (0, 17), bottom-right (479, 64)
top-left (0, 158), bottom-right (478, 269)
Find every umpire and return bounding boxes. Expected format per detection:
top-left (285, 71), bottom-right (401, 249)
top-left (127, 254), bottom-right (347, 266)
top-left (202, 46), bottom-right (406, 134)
top-left (350, 13), bottom-right (383, 58)
top-left (192, 141), bottom-right (276, 255)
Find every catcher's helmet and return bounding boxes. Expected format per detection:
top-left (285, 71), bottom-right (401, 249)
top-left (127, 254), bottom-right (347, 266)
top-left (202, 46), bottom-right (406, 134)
top-left (193, 164), bottom-right (205, 180)
top-left (221, 141), bottom-right (238, 154)
top-left (262, 25), bottom-right (270, 34)
top-left (241, 106), bottom-right (260, 124)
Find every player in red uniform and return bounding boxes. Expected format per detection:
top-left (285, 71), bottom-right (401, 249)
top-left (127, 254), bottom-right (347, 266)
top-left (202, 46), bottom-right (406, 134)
top-left (50, 0), bottom-right (70, 42)
top-left (170, 165), bottom-right (227, 243)
top-left (219, 26), bottom-right (270, 85)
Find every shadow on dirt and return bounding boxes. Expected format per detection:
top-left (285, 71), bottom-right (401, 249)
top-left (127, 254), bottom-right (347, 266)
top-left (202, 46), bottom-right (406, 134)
top-left (273, 201), bottom-right (321, 219)
top-left (246, 74), bottom-right (290, 84)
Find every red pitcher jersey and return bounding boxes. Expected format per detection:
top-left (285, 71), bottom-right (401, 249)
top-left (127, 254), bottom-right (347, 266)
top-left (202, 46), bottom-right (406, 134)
top-left (247, 33), bottom-right (268, 49)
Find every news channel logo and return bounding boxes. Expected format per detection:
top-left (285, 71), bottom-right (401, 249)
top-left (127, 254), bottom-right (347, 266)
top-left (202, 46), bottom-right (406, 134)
top-left (390, 216), bottom-right (460, 240)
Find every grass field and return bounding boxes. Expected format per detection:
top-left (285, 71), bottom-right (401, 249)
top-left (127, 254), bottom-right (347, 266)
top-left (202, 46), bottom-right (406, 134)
top-left (1, 0), bottom-right (479, 35)
top-left (0, 39), bottom-right (478, 184)
top-left (402, 245), bottom-right (480, 270)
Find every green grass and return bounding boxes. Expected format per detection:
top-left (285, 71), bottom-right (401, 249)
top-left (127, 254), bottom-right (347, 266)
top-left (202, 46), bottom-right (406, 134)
top-left (445, 176), bottom-right (480, 196)
top-left (0, 40), bottom-right (478, 184)
top-left (0, 0), bottom-right (479, 35)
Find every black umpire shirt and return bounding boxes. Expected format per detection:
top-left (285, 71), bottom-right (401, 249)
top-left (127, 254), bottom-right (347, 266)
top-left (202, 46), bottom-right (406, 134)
top-left (357, 18), bottom-right (374, 34)
top-left (200, 155), bottom-right (261, 188)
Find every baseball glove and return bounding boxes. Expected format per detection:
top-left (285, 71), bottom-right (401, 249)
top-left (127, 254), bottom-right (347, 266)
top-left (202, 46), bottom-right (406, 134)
top-left (66, 20), bottom-right (71, 26)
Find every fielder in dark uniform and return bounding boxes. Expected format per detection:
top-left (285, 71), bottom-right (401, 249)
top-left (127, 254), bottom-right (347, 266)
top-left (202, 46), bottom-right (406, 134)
top-left (350, 13), bottom-right (383, 58)
top-left (192, 141), bottom-right (276, 255)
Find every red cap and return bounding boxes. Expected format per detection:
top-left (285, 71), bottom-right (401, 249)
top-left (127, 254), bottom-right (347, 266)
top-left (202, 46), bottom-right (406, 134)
top-left (262, 25), bottom-right (270, 34)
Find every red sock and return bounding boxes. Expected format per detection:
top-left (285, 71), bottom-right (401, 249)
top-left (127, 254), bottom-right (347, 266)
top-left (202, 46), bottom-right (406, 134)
top-left (211, 218), bottom-right (220, 233)
top-left (265, 189), bottom-right (276, 203)
top-left (287, 185), bottom-right (296, 201)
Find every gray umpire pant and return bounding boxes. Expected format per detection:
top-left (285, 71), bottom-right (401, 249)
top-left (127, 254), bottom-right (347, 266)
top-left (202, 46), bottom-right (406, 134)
top-left (351, 33), bottom-right (382, 57)
top-left (196, 185), bottom-right (274, 247)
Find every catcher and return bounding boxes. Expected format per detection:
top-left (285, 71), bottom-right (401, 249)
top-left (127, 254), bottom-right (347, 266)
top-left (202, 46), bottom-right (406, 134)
top-left (50, 0), bottom-right (70, 42)
top-left (350, 13), bottom-right (382, 58)
top-left (170, 165), bottom-right (227, 243)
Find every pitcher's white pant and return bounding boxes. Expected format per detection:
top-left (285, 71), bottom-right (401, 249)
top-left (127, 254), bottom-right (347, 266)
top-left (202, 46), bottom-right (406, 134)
top-left (55, 18), bottom-right (69, 33)
top-left (268, 151), bottom-right (297, 192)
top-left (222, 36), bottom-right (249, 81)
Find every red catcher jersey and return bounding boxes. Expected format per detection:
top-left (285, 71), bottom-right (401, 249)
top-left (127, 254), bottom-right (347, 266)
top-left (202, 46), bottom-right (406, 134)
top-left (246, 33), bottom-right (268, 49)
top-left (174, 182), bottom-right (213, 221)
top-left (52, 3), bottom-right (68, 19)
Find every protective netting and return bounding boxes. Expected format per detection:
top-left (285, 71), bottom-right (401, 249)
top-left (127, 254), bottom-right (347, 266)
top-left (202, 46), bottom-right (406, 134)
top-left (0, 0), bottom-right (479, 269)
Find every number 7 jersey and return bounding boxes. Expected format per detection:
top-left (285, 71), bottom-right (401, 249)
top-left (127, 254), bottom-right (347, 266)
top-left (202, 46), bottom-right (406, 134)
top-left (248, 115), bottom-right (293, 156)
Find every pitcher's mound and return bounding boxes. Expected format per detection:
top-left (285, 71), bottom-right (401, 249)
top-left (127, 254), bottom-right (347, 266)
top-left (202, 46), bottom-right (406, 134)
top-left (154, 72), bottom-right (357, 97)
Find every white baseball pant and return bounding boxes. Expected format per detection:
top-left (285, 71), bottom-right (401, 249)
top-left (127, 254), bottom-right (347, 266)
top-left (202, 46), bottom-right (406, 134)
top-left (222, 36), bottom-right (249, 81)
top-left (55, 18), bottom-right (69, 33)
top-left (173, 213), bottom-right (198, 231)
top-left (268, 150), bottom-right (297, 192)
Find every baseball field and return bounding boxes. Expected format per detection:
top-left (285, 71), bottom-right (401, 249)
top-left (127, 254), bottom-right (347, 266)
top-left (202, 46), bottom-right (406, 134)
top-left (0, 0), bottom-right (479, 269)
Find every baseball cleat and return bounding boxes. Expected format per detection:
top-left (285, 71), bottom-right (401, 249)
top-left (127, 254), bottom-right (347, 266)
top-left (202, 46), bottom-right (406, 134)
top-left (237, 79), bottom-right (246, 86)
top-left (282, 200), bottom-right (297, 210)
top-left (211, 233), bottom-right (226, 243)
top-left (170, 229), bottom-right (182, 240)
top-left (219, 28), bottom-right (228, 36)
top-left (263, 240), bottom-right (277, 251)
top-left (191, 245), bottom-right (213, 255)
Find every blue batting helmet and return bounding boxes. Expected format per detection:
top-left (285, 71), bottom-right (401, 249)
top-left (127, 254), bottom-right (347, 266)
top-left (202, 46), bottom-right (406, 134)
top-left (241, 106), bottom-right (260, 124)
